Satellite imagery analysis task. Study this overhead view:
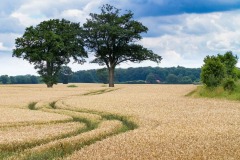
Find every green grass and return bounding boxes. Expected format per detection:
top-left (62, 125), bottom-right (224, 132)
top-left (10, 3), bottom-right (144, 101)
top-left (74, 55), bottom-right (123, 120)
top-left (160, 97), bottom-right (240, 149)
top-left (83, 88), bottom-right (119, 96)
top-left (28, 102), bottom-right (38, 110)
top-left (0, 124), bottom-right (88, 157)
top-left (22, 126), bottom-right (120, 160)
top-left (0, 151), bottom-right (15, 160)
top-left (67, 84), bottom-right (78, 88)
top-left (12, 108), bottom-right (137, 160)
top-left (187, 81), bottom-right (240, 101)
top-left (49, 101), bottom-right (57, 109)
top-left (6, 103), bottom-right (137, 160)
top-left (101, 113), bottom-right (138, 132)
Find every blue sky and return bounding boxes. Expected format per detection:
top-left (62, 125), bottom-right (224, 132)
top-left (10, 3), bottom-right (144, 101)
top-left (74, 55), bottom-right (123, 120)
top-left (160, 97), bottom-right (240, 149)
top-left (0, 0), bottom-right (240, 75)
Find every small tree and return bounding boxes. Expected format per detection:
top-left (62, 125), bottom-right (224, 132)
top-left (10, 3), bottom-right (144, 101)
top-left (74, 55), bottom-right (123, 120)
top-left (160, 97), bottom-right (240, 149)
top-left (201, 55), bottom-right (225, 88)
top-left (222, 78), bottom-right (236, 92)
top-left (0, 75), bottom-right (9, 84)
top-left (59, 66), bottom-right (73, 84)
top-left (217, 51), bottom-right (238, 79)
top-left (30, 75), bottom-right (39, 84)
top-left (181, 76), bottom-right (192, 84)
top-left (146, 73), bottom-right (157, 84)
top-left (166, 74), bottom-right (178, 84)
top-left (83, 4), bottom-right (162, 87)
top-left (9, 76), bottom-right (16, 84)
top-left (13, 19), bottom-right (87, 88)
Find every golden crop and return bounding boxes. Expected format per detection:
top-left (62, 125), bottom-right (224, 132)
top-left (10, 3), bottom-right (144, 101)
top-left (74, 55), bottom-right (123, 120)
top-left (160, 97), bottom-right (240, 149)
top-left (0, 84), bottom-right (239, 159)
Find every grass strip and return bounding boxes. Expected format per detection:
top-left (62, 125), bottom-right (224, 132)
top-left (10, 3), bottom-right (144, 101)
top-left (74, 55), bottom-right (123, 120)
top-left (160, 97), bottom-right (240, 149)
top-left (0, 123), bottom-right (87, 160)
top-left (42, 109), bottom-right (102, 127)
top-left (9, 120), bottom-right (122, 160)
top-left (60, 108), bottom-right (138, 131)
top-left (4, 105), bottom-right (137, 160)
top-left (4, 109), bottom-right (100, 159)
top-left (187, 84), bottom-right (240, 101)
top-left (83, 88), bottom-right (119, 96)
top-left (27, 102), bottom-right (37, 110)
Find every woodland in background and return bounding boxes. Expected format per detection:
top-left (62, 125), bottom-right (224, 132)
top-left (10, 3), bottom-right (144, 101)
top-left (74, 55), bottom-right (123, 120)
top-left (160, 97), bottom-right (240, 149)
top-left (0, 66), bottom-right (200, 84)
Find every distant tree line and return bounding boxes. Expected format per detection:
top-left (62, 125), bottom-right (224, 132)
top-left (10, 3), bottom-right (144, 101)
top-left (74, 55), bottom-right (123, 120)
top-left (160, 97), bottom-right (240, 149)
top-left (0, 75), bottom-right (41, 84)
top-left (59, 66), bottom-right (201, 84)
top-left (0, 66), bottom-right (200, 85)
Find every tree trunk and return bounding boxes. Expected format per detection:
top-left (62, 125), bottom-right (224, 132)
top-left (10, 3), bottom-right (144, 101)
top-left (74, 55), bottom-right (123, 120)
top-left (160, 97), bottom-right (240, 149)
top-left (108, 67), bottom-right (115, 87)
top-left (46, 61), bottom-right (53, 88)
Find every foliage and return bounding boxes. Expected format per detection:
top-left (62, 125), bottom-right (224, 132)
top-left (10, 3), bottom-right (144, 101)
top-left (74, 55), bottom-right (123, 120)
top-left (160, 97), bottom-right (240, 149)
top-left (7, 75), bottom-right (40, 84)
top-left (188, 81), bottom-right (240, 101)
top-left (0, 75), bottom-right (9, 84)
top-left (218, 51), bottom-right (238, 79)
top-left (0, 66), bottom-right (200, 84)
top-left (13, 19), bottom-right (87, 88)
top-left (96, 68), bottom-right (108, 84)
top-left (120, 80), bottom-right (146, 84)
top-left (83, 4), bottom-right (162, 87)
top-left (181, 76), bottom-right (193, 84)
top-left (145, 73), bottom-right (158, 84)
top-left (201, 55), bottom-right (225, 88)
top-left (222, 78), bottom-right (236, 92)
top-left (166, 74), bottom-right (179, 84)
top-left (73, 71), bottom-right (95, 83)
top-left (70, 66), bottom-right (200, 84)
top-left (234, 67), bottom-right (240, 79)
top-left (59, 66), bottom-right (73, 84)
top-left (201, 52), bottom-right (238, 89)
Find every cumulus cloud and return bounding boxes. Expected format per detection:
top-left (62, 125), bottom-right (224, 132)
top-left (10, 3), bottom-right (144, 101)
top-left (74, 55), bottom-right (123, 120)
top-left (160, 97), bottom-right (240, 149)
top-left (1, 0), bottom-right (240, 75)
top-left (138, 10), bottom-right (240, 68)
top-left (0, 43), bottom-right (10, 51)
top-left (9, 0), bottom-right (109, 26)
top-left (0, 33), bottom-right (21, 51)
top-left (0, 53), bottom-right (37, 76)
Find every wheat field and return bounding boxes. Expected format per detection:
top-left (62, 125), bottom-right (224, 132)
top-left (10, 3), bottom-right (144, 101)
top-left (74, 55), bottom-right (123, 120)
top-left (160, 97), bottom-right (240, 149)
top-left (0, 84), bottom-right (239, 159)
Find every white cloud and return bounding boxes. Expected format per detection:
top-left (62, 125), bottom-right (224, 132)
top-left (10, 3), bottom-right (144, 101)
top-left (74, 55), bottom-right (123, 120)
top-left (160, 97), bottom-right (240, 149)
top-left (0, 43), bottom-right (10, 51)
top-left (11, 12), bottom-right (48, 27)
top-left (1, 0), bottom-right (240, 75)
top-left (138, 10), bottom-right (240, 68)
top-left (9, 0), bottom-right (109, 26)
top-left (0, 33), bottom-right (21, 50)
top-left (0, 52), bottom-right (37, 76)
top-left (59, 9), bottom-right (88, 23)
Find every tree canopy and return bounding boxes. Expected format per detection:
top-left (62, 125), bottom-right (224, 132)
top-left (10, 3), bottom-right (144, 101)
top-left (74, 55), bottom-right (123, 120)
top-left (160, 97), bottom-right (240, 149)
top-left (201, 55), bottom-right (225, 88)
top-left (83, 4), bottom-right (162, 87)
top-left (201, 51), bottom-right (238, 89)
top-left (13, 19), bottom-right (87, 87)
top-left (217, 51), bottom-right (238, 79)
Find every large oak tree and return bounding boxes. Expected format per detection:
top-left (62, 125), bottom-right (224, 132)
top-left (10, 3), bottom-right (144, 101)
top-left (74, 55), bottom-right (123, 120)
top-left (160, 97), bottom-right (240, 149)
top-left (13, 19), bottom-right (87, 87)
top-left (83, 4), bottom-right (162, 87)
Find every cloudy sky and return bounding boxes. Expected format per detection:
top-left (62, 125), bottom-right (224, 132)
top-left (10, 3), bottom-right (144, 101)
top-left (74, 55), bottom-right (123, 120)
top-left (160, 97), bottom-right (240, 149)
top-left (1, 0), bottom-right (240, 75)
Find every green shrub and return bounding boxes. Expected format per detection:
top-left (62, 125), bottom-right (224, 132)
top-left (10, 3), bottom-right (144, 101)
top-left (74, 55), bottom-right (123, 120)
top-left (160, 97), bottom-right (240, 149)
top-left (223, 78), bottom-right (236, 92)
top-left (201, 56), bottom-right (225, 88)
top-left (49, 101), bottom-right (57, 109)
top-left (67, 84), bottom-right (78, 88)
top-left (28, 102), bottom-right (37, 110)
